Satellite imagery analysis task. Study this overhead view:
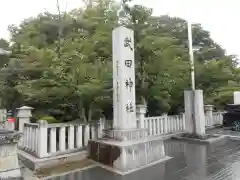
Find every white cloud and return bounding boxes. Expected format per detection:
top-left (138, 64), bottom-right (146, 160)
top-left (0, 0), bottom-right (239, 56)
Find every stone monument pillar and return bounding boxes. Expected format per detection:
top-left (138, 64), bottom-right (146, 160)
top-left (0, 130), bottom-right (22, 179)
top-left (88, 26), bottom-right (169, 175)
top-left (112, 26), bottom-right (136, 130)
top-left (233, 91), bottom-right (240, 104)
top-left (103, 26), bottom-right (147, 141)
top-left (17, 106), bottom-right (33, 133)
top-left (184, 90), bottom-right (205, 135)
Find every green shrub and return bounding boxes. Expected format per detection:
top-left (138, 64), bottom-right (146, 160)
top-left (40, 116), bottom-right (58, 124)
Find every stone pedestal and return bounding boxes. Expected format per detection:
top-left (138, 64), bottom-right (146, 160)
top-left (184, 90), bottom-right (205, 135)
top-left (88, 136), bottom-right (168, 174)
top-left (0, 130), bottom-right (22, 179)
top-left (17, 106), bottom-right (33, 133)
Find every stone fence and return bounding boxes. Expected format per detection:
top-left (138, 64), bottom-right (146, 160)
top-left (18, 110), bottom-right (223, 159)
top-left (0, 105), bottom-right (224, 159)
top-left (105, 111), bottom-right (223, 137)
top-left (18, 121), bottom-right (100, 158)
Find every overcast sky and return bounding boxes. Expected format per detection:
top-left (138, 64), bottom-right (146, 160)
top-left (0, 0), bottom-right (239, 57)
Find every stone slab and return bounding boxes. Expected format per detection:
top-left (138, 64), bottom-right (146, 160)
top-left (0, 130), bottom-right (22, 179)
top-left (18, 150), bottom-right (87, 170)
top-left (88, 137), bottom-right (169, 174)
top-left (171, 134), bottom-right (228, 144)
top-left (46, 138), bottom-right (240, 180)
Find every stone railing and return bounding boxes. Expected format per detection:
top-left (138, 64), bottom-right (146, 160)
top-left (144, 114), bottom-right (185, 136)
top-left (205, 111), bottom-right (223, 127)
top-left (104, 114), bottom-right (186, 136)
top-left (104, 112), bottom-right (224, 136)
top-left (18, 120), bottom-right (100, 158)
top-left (18, 111), bottom-right (224, 159)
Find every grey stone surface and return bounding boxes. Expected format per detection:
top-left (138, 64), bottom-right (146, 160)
top-left (0, 130), bottom-right (22, 179)
top-left (47, 138), bottom-right (240, 180)
top-left (88, 137), bottom-right (166, 174)
top-left (207, 127), bottom-right (240, 136)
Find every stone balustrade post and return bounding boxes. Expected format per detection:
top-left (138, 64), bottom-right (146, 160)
top-left (205, 105), bottom-right (213, 125)
top-left (99, 117), bottom-right (105, 136)
top-left (136, 105), bottom-right (147, 129)
top-left (181, 112), bottom-right (186, 131)
top-left (37, 120), bottom-right (48, 158)
top-left (17, 106), bottom-right (33, 133)
top-left (163, 114), bottom-right (168, 134)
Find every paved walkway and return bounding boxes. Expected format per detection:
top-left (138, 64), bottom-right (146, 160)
top-left (207, 127), bottom-right (240, 137)
top-left (46, 138), bottom-right (240, 180)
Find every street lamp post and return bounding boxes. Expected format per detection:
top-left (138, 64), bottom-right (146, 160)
top-left (187, 21), bottom-right (195, 90)
top-left (187, 20), bottom-right (197, 134)
top-left (185, 20), bottom-right (206, 136)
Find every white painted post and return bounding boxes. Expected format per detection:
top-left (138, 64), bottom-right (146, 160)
top-left (99, 117), bottom-right (105, 137)
top-left (84, 124), bottom-right (90, 146)
top-left (182, 113), bottom-right (186, 131)
top-left (37, 120), bottom-right (48, 158)
top-left (29, 126), bottom-right (32, 150)
top-left (163, 114), bottom-right (168, 134)
top-left (50, 127), bottom-right (57, 153)
top-left (24, 126), bottom-right (29, 149)
top-left (160, 117), bottom-right (164, 134)
top-left (136, 104), bottom-right (147, 136)
top-left (32, 127), bottom-right (36, 152)
top-left (156, 117), bottom-right (160, 135)
top-left (76, 125), bottom-right (83, 148)
top-left (136, 105), bottom-right (147, 129)
top-left (17, 106), bottom-right (33, 133)
top-left (149, 119), bottom-right (153, 135)
top-left (20, 128), bottom-right (27, 148)
top-left (59, 126), bottom-right (66, 151)
top-left (68, 125), bottom-right (75, 149)
top-left (205, 105), bottom-right (213, 126)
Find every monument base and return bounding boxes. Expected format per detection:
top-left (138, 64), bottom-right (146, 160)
top-left (0, 130), bottom-right (22, 179)
top-left (88, 135), bottom-right (170, 175)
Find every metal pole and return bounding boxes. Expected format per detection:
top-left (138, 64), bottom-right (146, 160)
top-left (187, 20), bottom-right (196, 134)
top-left (187, 21), bottom-right (195, 90)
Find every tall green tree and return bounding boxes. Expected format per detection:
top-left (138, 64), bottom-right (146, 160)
top-left (0, 0), bottom-right (238, 121)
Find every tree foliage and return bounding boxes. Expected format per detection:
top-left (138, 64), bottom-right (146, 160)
top-left (0, 0), bottom-right (239, 121)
